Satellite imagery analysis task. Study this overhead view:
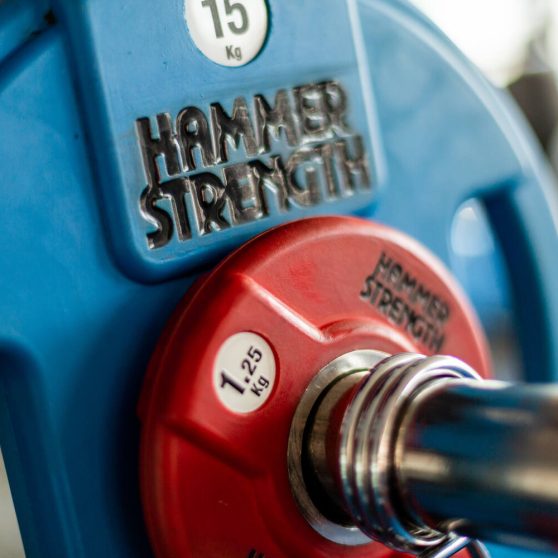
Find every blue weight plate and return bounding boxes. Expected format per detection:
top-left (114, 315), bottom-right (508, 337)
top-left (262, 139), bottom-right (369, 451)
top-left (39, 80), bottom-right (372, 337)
top-left (0, 1), bottom-right (555, 557)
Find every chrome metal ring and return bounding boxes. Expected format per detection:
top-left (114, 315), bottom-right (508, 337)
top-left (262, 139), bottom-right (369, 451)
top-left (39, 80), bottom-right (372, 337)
top-left (287, 349), bottom-right (388, 546)
top-left (288, 350), bottom-right (489, 558)
top-left (338, 353), bottom-right (482, 555)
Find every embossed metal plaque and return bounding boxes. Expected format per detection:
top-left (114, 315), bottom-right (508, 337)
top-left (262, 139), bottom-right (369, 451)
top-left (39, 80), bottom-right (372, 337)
top-left (136, 81), bottom-right (372, 250)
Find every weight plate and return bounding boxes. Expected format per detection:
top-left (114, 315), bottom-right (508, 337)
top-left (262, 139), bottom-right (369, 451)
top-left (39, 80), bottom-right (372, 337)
top-left (140, 216), bottom-right (491, 558)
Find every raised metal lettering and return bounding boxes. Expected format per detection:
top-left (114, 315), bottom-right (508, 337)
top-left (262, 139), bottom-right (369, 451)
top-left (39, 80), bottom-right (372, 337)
top-left (211, 97), bottom-right (259, 163)
top-left (134, 81), bottom-right (373, 250)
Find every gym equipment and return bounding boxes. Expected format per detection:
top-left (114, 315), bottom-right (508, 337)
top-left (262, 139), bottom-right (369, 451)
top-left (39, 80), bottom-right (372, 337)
top-left (140, 217), bottom-right (558, 558)
top-left (0, 0), bottom-right (557, 557)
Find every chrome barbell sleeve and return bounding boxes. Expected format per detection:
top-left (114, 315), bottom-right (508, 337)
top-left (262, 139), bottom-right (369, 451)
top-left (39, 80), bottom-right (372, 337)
top-left (299, 353), bottom-right (558, 556)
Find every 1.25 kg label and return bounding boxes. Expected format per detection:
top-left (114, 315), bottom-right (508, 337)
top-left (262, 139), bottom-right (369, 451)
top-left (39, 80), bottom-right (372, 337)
top-left (213, 332), bottom-right (276, 413)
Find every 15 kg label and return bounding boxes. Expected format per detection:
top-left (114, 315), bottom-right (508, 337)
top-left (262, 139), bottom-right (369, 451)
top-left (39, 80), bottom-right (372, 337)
top-left (213, 332), bottom-right (276, 413)
top-left (185, 0), bottom-right (269, 66)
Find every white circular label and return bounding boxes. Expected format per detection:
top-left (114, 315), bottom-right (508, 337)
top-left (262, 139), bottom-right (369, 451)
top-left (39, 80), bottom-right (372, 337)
top-left (185, 0), bottom-right (269, 67)
top-left (213, 332), bottom-right (276, 413)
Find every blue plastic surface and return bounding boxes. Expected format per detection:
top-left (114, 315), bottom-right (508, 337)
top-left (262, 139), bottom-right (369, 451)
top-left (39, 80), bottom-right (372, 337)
top-left (0, 0), bottom-right (556, 556)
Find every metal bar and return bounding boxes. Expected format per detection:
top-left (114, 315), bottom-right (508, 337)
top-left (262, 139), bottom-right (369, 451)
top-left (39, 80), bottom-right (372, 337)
top-left (397, 379), bottom-right (558, 552)
top-left (300, 354), bottom-right (558, 554)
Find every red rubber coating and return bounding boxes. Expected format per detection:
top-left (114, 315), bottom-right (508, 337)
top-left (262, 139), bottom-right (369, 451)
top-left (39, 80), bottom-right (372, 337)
top-left (140, 216), bottom-right (491, 558)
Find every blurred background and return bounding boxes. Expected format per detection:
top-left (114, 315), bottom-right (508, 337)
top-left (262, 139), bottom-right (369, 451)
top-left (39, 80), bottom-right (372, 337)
top-left (2, 1), bottom-right (558, 556)
top-left (411, 0), bottom-right (558, 388)
top-left (414, 0), bottom-right (558, 163)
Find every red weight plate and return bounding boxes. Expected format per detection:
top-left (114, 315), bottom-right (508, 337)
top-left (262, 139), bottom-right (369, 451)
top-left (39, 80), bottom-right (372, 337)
top-left (140, 216), bottom-right (491, 558)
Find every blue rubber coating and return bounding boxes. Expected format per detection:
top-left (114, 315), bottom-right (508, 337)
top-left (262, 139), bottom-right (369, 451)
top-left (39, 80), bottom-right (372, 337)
top-left (0, 0), bottom-right (51, 65)
top-left (0, 0), bottom-right (556, 556)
